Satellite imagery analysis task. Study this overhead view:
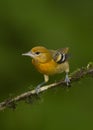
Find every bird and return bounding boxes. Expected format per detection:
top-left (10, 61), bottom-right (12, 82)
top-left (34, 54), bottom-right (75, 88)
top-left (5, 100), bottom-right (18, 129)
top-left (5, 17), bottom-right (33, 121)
top-left (22, 46), bottom-right (70, 93)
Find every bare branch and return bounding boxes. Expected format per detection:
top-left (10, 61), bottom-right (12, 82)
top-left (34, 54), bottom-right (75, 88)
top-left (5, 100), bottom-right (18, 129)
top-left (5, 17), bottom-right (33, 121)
top-left (0, 62), bottom-right (93, 111)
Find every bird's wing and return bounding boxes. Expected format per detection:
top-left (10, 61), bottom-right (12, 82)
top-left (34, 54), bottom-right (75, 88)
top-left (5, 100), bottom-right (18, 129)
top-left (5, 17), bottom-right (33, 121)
top-left (50, 48), bottom-right (69, 64)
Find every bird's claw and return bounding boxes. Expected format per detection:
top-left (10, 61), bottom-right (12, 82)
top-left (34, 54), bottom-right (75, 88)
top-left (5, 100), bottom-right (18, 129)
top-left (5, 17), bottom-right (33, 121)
top-left (35, 81), bottom-right (46, 94)
top-left (35, 85), bottom-right (41, 94)
top-left (65, 74), bottom-right (70, 86)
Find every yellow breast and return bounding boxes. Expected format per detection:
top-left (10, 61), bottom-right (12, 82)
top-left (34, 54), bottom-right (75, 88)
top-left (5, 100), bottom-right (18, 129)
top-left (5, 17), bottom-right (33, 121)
top-left (32, 59), bottom-right (69, 75)
top-left (32, 59), bottom-right (57, 75)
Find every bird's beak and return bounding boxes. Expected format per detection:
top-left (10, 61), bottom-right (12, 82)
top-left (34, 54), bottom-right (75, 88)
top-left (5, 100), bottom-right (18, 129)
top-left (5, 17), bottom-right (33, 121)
top-left (22, 51), bottom-right (34, 58)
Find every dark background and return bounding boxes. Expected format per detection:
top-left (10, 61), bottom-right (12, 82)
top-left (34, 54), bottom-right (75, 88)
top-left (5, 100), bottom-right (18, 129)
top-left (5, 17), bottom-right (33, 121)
top-left (0, 0), bottom-right (93, 130)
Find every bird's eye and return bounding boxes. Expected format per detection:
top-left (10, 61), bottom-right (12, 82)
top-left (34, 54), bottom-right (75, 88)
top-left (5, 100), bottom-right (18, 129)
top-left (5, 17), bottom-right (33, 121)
top-left (35, 52), bottom-right (40, 55)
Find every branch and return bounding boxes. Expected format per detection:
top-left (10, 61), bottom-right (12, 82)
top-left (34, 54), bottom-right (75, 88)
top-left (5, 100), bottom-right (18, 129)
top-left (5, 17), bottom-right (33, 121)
top-left (0, 62), bottom-right (93, 111)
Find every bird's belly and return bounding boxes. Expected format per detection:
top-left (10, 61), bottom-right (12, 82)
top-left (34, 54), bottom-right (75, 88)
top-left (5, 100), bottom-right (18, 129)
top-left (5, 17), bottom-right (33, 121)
top-left (32, 60), bottom-right (69, 75)
top-left (56, 62), bottom-right (69, 73)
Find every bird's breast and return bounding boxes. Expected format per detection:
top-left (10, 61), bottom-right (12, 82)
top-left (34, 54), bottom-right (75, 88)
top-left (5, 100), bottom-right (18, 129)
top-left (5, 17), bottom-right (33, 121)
top-left (32, 59), bottom-right (58, 75)
top-left (32, 59), bottom-right (69, 75)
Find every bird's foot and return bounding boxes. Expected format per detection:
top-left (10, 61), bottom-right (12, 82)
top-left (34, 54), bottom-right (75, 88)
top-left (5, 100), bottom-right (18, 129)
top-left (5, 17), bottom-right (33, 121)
top-left (35, 81), bottom-right (46, 94)
top-left (35, 85), bottom-right (41, 94)
top-left (65, 74), bottom-right (70, 86)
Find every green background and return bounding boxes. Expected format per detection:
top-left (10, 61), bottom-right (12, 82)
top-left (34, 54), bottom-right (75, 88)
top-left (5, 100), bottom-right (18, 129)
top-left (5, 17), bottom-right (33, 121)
top-left (0, 0), bottom-right (93, 130)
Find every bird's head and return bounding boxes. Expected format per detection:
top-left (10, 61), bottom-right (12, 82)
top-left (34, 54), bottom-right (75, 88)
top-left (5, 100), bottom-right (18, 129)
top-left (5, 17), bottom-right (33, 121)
top-left (22, 46), bottom-right (52, 63)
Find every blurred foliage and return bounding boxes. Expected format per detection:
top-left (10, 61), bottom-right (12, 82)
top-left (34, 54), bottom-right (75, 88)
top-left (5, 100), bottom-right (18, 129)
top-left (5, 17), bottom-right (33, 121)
top-left (0, 0), bottom-right (93, 130)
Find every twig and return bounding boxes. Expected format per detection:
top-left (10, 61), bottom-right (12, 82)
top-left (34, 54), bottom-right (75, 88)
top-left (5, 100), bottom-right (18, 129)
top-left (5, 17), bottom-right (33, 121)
top-left (0, 62), bottom-right (93, 111)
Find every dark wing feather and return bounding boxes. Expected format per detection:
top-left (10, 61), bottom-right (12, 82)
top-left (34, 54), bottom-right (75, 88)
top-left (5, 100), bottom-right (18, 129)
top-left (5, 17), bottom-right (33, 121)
top-left (50, 48), bottom-right (69, 64)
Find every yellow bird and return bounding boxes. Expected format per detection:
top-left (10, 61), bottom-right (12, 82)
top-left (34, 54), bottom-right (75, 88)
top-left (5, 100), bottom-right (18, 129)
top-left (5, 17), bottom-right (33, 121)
top-left (22, 46), bottom-right (70, 93)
